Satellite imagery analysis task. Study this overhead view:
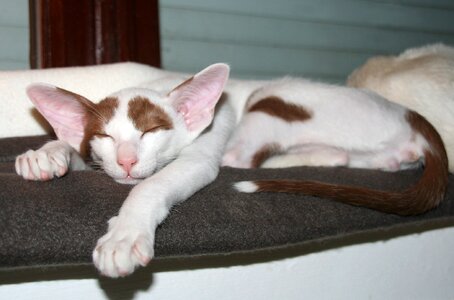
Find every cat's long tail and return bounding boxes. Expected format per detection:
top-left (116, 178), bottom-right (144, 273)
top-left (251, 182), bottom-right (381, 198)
top-left (234, 110), bottom-right (449, 216)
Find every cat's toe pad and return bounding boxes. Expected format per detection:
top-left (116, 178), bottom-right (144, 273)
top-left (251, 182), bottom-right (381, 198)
top-left (93, 224), bottom-right (153, 278)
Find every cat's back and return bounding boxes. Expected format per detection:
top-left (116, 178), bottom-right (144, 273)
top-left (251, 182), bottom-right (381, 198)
top-left (247, 77), bottom-right (405, 116)
top-left (244, 77), bottom-right (410, 150)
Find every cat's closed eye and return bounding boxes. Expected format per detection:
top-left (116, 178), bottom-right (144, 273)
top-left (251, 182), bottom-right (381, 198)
top-left (93, 132), bottom-right (113, 139)
top-left (141, 125), bottom-right (172, 137)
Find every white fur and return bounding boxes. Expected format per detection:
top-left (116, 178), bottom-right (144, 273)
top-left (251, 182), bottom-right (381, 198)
top-left (348, 43), bottom-right (454, 171)
top-left (223, 78), bottom-right (423, 171)
top-left (15, 140), bottom-right (87, 180)
top-left (90, 87), bottom-right (191, 185)
top-left (91, 100), bottom-right (235, 277)
top-left (234, 181), bottom-right (258, 193)
top-left (14, 62), bottom-right (433, 278)
top-left (16, 64), bottom-right (234, 278)
top-left (261, 145), bottom-right (349, 168)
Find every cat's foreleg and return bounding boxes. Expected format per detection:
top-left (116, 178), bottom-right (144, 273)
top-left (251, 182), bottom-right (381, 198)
top-left (92, 104), bottom-right (235, 277)
top-left (92, 154), bottom-right (220, 277)
top-left (15, 140), bottom-right (87, 181)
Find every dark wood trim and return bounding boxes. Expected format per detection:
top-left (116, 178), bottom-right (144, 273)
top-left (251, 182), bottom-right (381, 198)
top-left (29, 0), bottom-right (161, 69)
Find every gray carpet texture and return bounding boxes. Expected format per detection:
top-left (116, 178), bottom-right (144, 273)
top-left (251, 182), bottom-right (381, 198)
top-left (0, 135), bottom-right (453, 268)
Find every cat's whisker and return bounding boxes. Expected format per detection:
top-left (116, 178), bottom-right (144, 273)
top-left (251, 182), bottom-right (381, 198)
top-left (89, 108), bottom-right (108, 123)
top-left (88, 160), bottom-right (105, 171)
top-left (156, 156), bottom-right (177, 171)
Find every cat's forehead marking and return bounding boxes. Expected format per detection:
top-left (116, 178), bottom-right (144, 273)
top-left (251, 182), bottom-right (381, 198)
top-left (248, 96), bottom-right (312, 122)
top-left (86, 96), bottom-right (119, 134)
top-left (81, 96), bottom-right (119, 156)
top-left (127, 96), bottom-right (173, 132)
top-left (96, 97), bottom-right (120, 122)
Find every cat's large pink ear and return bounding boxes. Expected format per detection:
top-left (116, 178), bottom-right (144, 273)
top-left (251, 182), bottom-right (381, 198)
top-left (26, 84), bottom-right (93, 151)
top-left (168, 63), bottom-right (230, 132)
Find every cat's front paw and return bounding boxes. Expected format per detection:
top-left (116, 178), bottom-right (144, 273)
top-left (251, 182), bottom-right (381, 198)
top-left (93, 217), bottom-right (154, 278)
top-left (15, 144), bottom-right (70, 181)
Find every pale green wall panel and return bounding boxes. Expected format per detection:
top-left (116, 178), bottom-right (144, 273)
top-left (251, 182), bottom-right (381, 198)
top-left (1, 0), bottom-right (453, 77)
top-left (0, 0), bottom-right (28, 27)
top-left (375, 0), bottom-right (454, 9)
top-left (161, 0), bottom-right (454, 33)
top-left (161, 7), bottom-right (454, 54)
top-left (0, 27), bottom-right (29, 61)
top-left (0, 60), bottom-right (28, 70)
top-left (161, 39), bottom-right (375, 82)
top-left (0, 0), bottom-right (29, 70)
top-left (160, 0), bottom-right (454, 81)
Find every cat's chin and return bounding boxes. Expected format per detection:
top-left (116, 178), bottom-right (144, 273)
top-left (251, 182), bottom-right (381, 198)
top-left (114, 177), bottom-right (144, 185)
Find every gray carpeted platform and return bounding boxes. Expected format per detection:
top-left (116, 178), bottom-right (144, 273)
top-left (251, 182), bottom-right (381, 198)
top-left (1, 135), bottom-right (453, 268)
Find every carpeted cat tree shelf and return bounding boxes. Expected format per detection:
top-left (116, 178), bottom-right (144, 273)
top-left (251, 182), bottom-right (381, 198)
top-left (1, 135), bottom-right (453, 268)
top-left (0, 63), bottom-right (453, 270)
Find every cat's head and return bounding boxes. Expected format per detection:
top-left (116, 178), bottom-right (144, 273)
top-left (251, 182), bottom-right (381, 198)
top-left (26, 63), bottom-right (229, 184)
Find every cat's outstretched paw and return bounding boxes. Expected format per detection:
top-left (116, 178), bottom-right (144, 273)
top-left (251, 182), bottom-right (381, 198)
top-left (93, 217), bottom-right (154, 278)
top-left (15, 143), bottom-right (70, 181)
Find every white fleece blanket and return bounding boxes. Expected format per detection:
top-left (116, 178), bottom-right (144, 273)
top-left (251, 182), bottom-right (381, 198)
top-left (0, 62), bottom-right (170, 138)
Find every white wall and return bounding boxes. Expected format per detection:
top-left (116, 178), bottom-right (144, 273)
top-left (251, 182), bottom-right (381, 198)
top-left (1, 226), bottom-right (454, 299)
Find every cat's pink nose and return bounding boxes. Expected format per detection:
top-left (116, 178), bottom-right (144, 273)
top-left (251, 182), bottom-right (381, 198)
top-left (117, 156), bottom-right (138, 173)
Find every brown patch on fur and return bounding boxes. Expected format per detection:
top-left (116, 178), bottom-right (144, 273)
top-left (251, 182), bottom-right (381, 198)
top-left (248, 111), bottom-right (448, 216)
top-left (248, 96), bottom-right (312, 122)
top-left (251, 143), bottom-right (281, 168)
top-left (96, 97), bottom-right (118, 122)
top-left (80, 97), bottom-right (119, 157)
top-left (128, 97), bottom-right (173, 133)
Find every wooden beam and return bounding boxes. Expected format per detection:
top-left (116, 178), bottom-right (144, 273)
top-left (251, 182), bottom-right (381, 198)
top-left (29, 0), bottom-right (161, 68)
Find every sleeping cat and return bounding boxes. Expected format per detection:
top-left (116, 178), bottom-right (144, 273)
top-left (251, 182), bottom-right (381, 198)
top-left (15, 63), bottom-right (448, 278)
top-left (347, 43), bottom-right (454, 172)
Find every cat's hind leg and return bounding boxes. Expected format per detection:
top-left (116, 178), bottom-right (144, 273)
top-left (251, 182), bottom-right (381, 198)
top-left (222, 140), bottom-right (281, 168)
top-left (223, 110), bottom-right (326, 168)
top-left (261, 144), bottom-right (349, 168)
top-left (222, 113), bottom-right (283, 168)
top-left (347, 147), bottom-right (422, 171)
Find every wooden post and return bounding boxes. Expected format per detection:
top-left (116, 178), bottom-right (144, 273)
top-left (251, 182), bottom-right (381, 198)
top-left (29, 0), bottom-right (161, 69)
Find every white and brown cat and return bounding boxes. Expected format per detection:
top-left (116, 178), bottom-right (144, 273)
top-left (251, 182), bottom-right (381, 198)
top-left (348, 43), bottom-right (454, 172)
top-left (15, 63), bottom-right (448, 278)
